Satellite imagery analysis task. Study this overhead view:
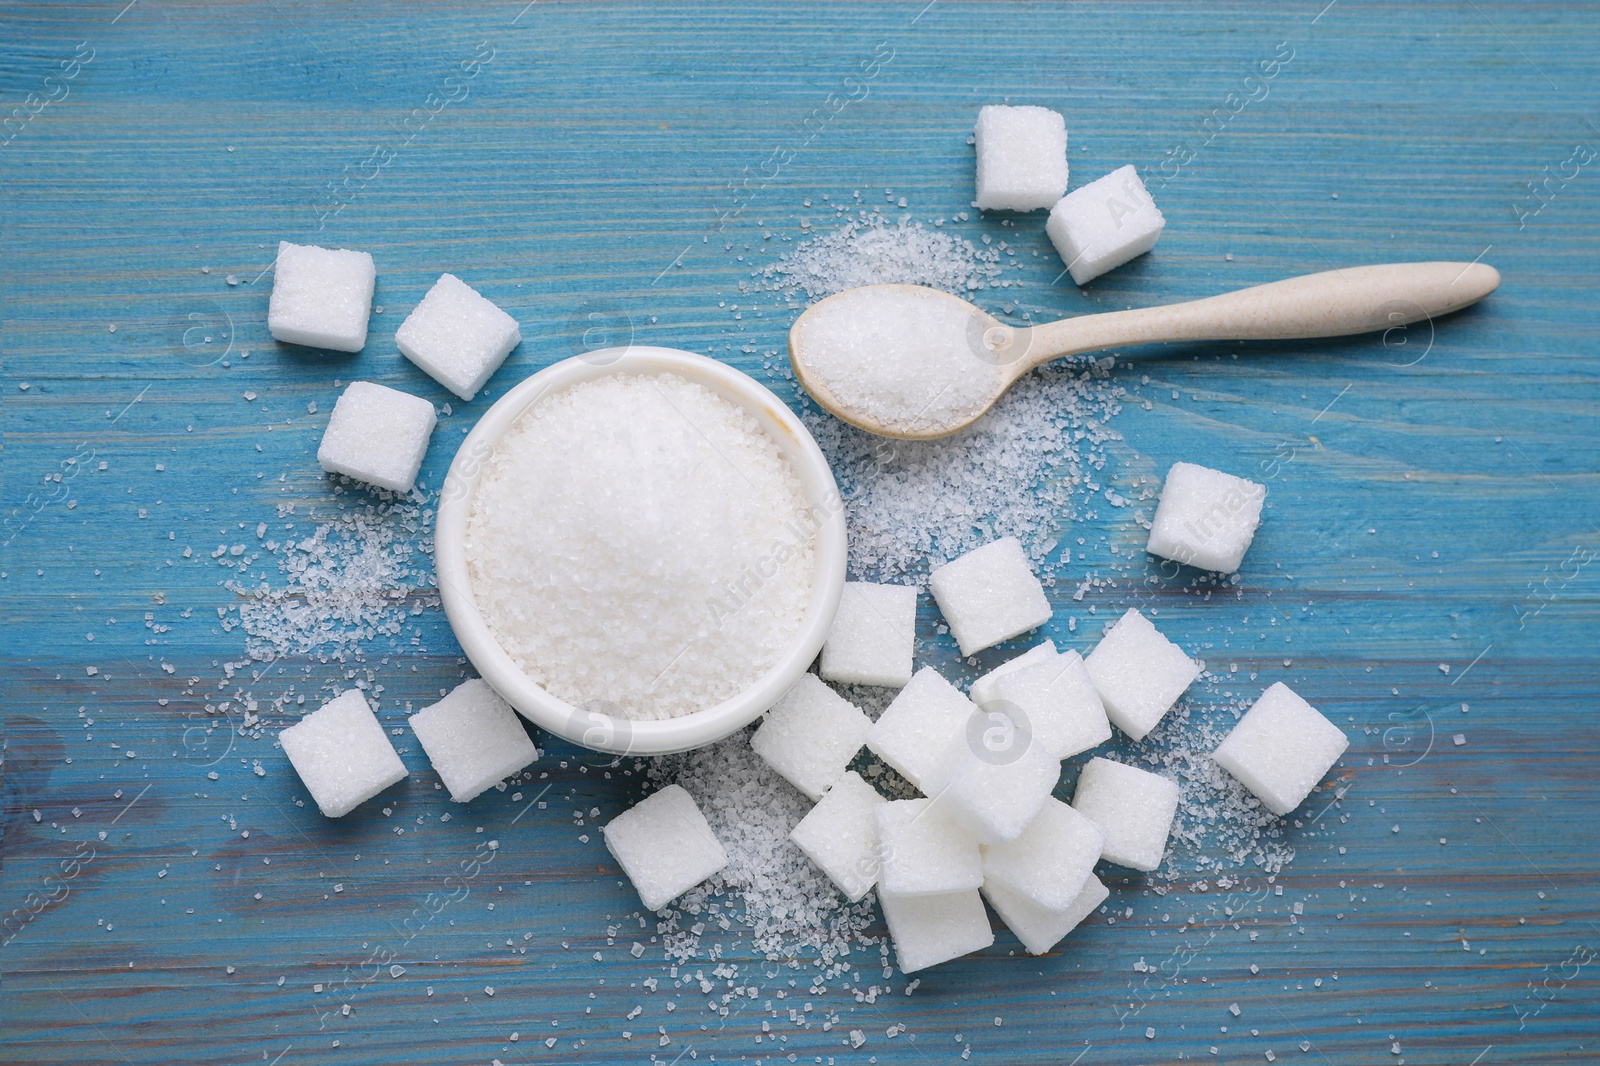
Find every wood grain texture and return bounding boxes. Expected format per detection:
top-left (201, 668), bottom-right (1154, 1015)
top-left (3, 1), bottom-right (1598, 1063)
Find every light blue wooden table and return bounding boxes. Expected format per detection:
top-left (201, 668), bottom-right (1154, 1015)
top-left (3, 2), bottom-right (1598, 1063)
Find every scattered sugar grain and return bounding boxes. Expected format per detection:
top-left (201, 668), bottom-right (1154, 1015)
top-left (1141, 693), bottom-right (1298, 878)
top-left (803, 368), bottom-right (1122, 579)
top-left (231, 494), bottom-right (434, 663)
top-left (649, 732), bottom-right (880, 971)
top-left (759, 210), bottom-right (1002, 300)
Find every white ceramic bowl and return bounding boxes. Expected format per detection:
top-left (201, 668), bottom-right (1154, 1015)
top-left (435, 346), bottom-right (847, 756)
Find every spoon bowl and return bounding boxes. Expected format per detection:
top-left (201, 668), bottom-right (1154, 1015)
top-left (789, 261), bottom-right (1501, 440)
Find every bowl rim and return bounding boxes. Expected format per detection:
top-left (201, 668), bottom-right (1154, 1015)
top-left (435, 346), bottom-right (847, 756)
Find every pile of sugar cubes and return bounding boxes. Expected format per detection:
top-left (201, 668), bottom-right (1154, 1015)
top-left (267, 240), bottom-right (522, 494)
top-left (972, 104), bottom-right (1166, 285)
top-left (602, 462), bottom-right (1348, 973)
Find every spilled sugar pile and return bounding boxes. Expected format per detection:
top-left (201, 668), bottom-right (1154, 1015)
top-left (175, 487), bottom-right (438, 801)
top-left (807, 366), bottom-right (1123, 579)
top-left (1143, 691), bottom-right (1297, 879)
top-left (648, 733), bottom-right (881, 976)
top-left (227, 488), bottom-right (437, 664)
top-left (758, 210), bottom-right (1006, 299)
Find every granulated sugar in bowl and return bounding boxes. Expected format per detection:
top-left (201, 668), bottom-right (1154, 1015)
top-left (435, 347), bottom-right (847, 756)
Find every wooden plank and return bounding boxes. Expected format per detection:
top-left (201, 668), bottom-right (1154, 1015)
top-left (3, 1), bottom-right (1598, 1063)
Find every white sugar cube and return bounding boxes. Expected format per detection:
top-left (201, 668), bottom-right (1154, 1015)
top-left (929, 537), bottom-right (1051, 656)
top-left (603, 784), bottom-right (728, 911)
top-left (984, 873), bottom-right (1107, 956)
top-left (973, 105), bottom-right (1069, 212)
top-left (788, 771), bottom-right (886, 902)
top-left (1146, 462), bottom-right (1266, 573)
top-left (923, 713), bottom-right (1059, 844)
top-left (1046, 165), bottom-right (1165, 285)
top-left (317, 381), bottom-right (438, 493)
top-left (819, 581), bottom-right (917, 688)
top-left (881, 888), bottom-right (994, 973)
top-left (1084, 608), bottom-right (1199, 741)
top-left (408, 679), bottom-right (539, 803)
top-left (968, 640), bottom-right (1057, 706)
top-left (980, 798), bottom-right (1105, 912)
top-left (279, 690), bottom-right (406, 818)
top-left (876, 798), bottom-right (983, 896)
top-left (978, 649), bottom-right (1112, 759)
top-left (866, 667), bottom-right (976, 790)
top-left (395, 273), bottom-right (522, 401)
top-left (267, 241), bottom-right (376, 352)
top-left (750, 674), bottom-right (871, 801)
top-left (1212, 683), bottom-right (1349, 815)
top-left (1070, 757), bottom-right (1179, 872)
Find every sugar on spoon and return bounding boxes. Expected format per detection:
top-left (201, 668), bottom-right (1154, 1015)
top-left (787, 261), bottom-right (1500, 440)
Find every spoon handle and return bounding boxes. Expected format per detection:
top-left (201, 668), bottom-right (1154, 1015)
top-left (1023, 261), bottom-right (1500, 370)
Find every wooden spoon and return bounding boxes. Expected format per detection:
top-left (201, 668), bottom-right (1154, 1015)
top-left (788, 261), bottom-right (1500, 440)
